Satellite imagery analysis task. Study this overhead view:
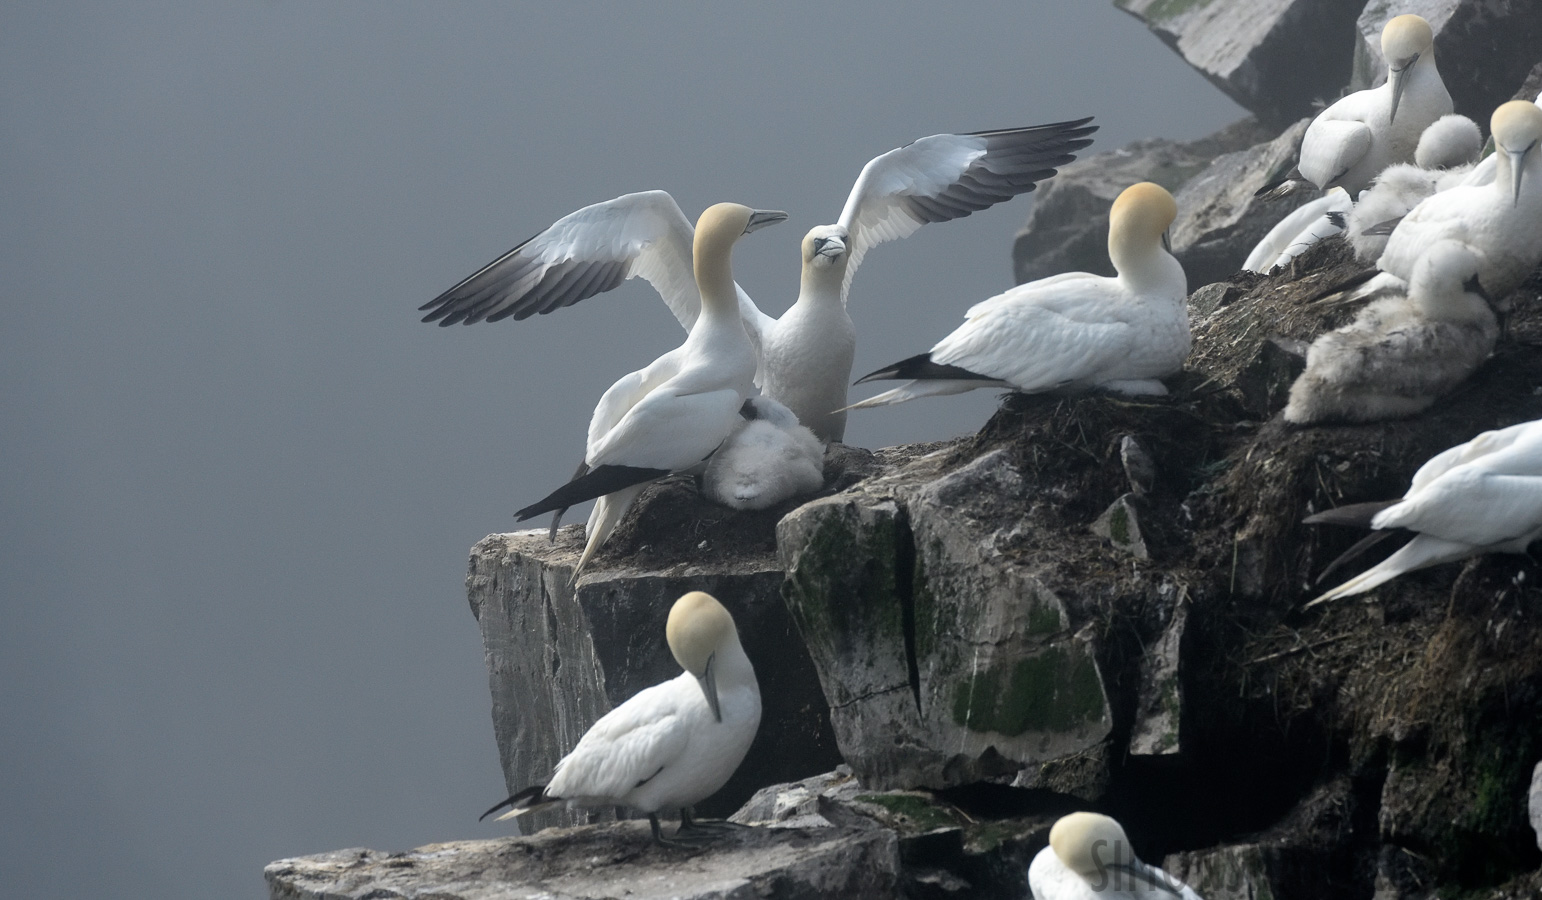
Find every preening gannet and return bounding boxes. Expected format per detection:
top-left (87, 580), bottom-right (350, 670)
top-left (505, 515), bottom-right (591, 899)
top-left (701, 397), bottom-right (824, 510)
top-left (1344, 113), bottom-right (1484, 262)
top-left (1303, 419), bottom-right (1542, 605)
top-left (418, 120), bottom-right (1097, 441)
top-left (1028, 812), bottom-right (1203, 900)
top-left (513, 203), bottom-right (783, 576)
top-left (1284, 240), bottom-right (1498, 425)
top-left (847, 182), bottom-right (1188, 410)
top-left (480, 591), bottom-right (761, 844)
top-left (1261, 15), bottom-right (1451, 199)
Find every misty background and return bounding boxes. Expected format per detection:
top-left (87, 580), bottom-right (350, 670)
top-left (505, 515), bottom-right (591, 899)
top-left (1, 3), bottom-right (1243, 897)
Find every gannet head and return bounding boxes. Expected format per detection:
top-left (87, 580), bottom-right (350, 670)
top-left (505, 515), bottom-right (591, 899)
top-left (1491, 100), bottom-right (1542, 207)
top-left (1108, 182), bottom-right (1178, 264)
top-left (1414, 114), bottom-right (1482, 170)
top-left (1049, 812), bottom-right (1187, 897)
top-left (1413, 239), bottom-right (1493, 321)
top-left (1381, 15), bottom-right (1435, 124)
top-left (802, 224), bottom-right (850, 270)
top-left (665, 591), bottom-right (740, 723)
top-left (695, 203), bottom-right (786, 253)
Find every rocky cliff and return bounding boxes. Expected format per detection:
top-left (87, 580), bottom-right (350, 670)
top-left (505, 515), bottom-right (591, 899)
top-left (267, 6), bottom-right (1542, 899)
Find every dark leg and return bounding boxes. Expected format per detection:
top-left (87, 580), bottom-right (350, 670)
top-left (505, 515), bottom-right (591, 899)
top-left (676, 806), bottom-right (751, 836)
top-left (648, 811), bottom-right (709, 849)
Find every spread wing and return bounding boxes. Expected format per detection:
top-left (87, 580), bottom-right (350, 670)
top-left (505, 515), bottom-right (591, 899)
top-left (420, 190), bottom-right (701, 330)
top-left (834, 118), bottom-right (1097, 299)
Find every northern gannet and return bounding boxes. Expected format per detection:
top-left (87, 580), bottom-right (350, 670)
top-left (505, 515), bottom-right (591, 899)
top-left (418, 119), bottom-right (1097, 441)
top-left (1027, 812), bottom-right (1203, 900)
top-left (1303, 419), bottom-right (1542, 605)
top-left (701, 397), bottom-right (824, 510)
top-left (513, 203), bottom-right (783, 576)
top-left (480, 591), bottom-right (761, 844)
top-left (1372, 100), bottom-right (1542, 302)
top-left (1344, 113), bottom-right (1484, 262)
top-left (846, 182), bottom-right (1187, 410)
top-left (1260, 15), bottom-right (1451, 199)
top-left (1284, 240), bottom-right (1497, 425)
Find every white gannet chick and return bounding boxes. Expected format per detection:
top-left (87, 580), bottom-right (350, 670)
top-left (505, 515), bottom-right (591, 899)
top-left (702, 396), bottom-right (824, 510)
top-left (1372, 101), bottom-right (1542, 304)
top-left (1028, 812), bottom-right (1203, 900)
top-left (480, 591), bottom-right (762, 844)
top-left (1345, 113), bottom-right (1484, 262)
top-left (1293, 15), bottom-right (1452, 196)
top-left (1285, 241), bottom-right (1497, 425)
top-left (1304, 419), bottom-right (1542, 605)
top-left (418, 120), bottom-right (1097, 442)
top-left (847, 182), bottom-right (1188, 410)
top-left (513, 203), bottom-right (784, 577)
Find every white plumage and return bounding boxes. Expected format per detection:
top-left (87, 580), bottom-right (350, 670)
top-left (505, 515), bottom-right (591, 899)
top-left (1295, 15), bottom-right (1451, 196)
top-left (1243, 190), bottom-right (1354, 274)
top-left (847, 182), bottom-right (1188, 410)
top-left (1344, 113), bottom-right (1484, 262)
top-left (1284, 240), bottom-right (1498, 425)
top-left (481, 591), bottom-right (761, 844)
top-left (1305, 419), bottom-right (1542, 605)
top-left (419, 121), bottom-right (1096, 441)
top-left (511, 203), bottom-right (782, 576)
top-left (702, 397), bottom-right (825, 510)
top-left (1363, 100), bottom-right (1542, 307)
top-left (1028, 812), bottom-right (1203, 900)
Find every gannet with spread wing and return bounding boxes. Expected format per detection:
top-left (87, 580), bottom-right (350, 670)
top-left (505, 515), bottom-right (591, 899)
top-left (419, 119), bottom-right (1096, 441)
top-left (512, 203), bottom-right (783, 576)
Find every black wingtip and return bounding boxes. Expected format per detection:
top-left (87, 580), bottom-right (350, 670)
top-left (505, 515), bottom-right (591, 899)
top-left (1325, 211), bottom-right (1347, 229)
top-left (1306, 266), bottom-right (1380, 303)
top-left (515, 464), bottom-right (670, 521)
top-left (479, 784), bottom-right (548, 821)
top-left (855, 352), bottom-right (995, 385)
top-left (1302, 499), bottom-right (1400, 528)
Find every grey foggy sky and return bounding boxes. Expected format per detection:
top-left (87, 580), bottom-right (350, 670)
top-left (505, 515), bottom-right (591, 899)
top-left (0, 3), bottom-right (1243, 897)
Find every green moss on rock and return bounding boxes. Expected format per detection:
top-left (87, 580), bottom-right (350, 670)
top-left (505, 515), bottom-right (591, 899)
top-left (951, 645), bottom-right (1105, 735)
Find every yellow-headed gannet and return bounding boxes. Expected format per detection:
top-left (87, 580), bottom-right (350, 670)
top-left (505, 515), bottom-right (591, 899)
top-left (1028, 812), bottom-right (1203, 900)
top-left (512, 203), bottom-right (783, 576)
top-left (1285, 240), bottom-right (1497, 425)
top-left (480, 591), bottom-right (761, 845)
top-left (1259, 15), bottom-right (1451, 200)
top-left (1343, 113), bottom-right (1484, 262)
top-left (1373, 100), bottom-right (1542, 302)
top-left (418, 120), bottom-right (1097, 441)
top-left (847, 182), bottom-right (1187, 410)
top-left (1303, 418), bottom-right (1542, 605)
top-left (1455, 91), bottom-right (1542, 189)
top-left (702, 396), bottom-right (824, 510)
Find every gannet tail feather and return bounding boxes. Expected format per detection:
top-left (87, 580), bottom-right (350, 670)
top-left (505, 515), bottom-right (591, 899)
top-left (842, 378), bottom-right (1003, 411)
top-left (516, 465), bottom-right (667, 521)
top-left (853, 353), bottom-right (997, 385)
top-left (547, 459), bottom-right (591, 541)
top-left (1314, 529), bottom-right (1402, 585)
top-left (1306, 534), bottom-right (1475, 606)
top-left (1255, 166), bottom-right (1309, 200)
top-left (574, 484), bottom-right (647, 576)
top-left (1303, 499), bottom-right (1402, 528)
top-left (479, 784), bottom-right (555, 822)
top-left (1307, 267), bottom-right (1383, 303)
top-left (1363, 216), bottom-right (1405, 237)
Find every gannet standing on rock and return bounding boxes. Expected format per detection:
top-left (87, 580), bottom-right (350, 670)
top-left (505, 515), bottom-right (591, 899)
top-left (702, 397), bottom-right (824, 510)
top-left (1028, 812), bottom-right (1203, 900)
top-left (1259, 15), bottom-right (1451, 199)
top-left (1344, 113), bottom-right (1484, 262)
top-left (480, 591), bottom-right (761, 845)
top-left (418, 119), bottom-right (1097, 441)
top-left (846, 182), bottom-right (1188, 410)
top-left (512, 203), bottom-right (784, 576)
top-left (1285, 241), bottom-right (1498, 425)
top-left (1303, 419), bottom-right (1542, 606)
